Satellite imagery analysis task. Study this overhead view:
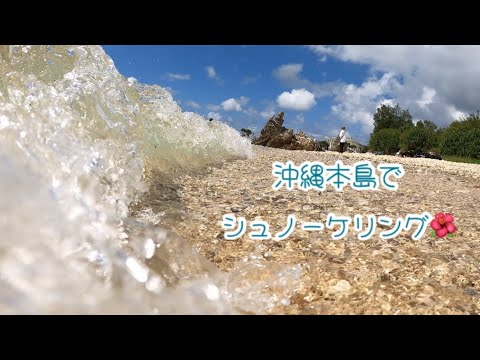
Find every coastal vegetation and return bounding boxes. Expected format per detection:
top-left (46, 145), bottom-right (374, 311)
top-left (368, 104), bottom-right (480, 163)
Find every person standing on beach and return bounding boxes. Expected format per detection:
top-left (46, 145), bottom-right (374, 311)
top-left (339, 126), bottom-right (347, 153)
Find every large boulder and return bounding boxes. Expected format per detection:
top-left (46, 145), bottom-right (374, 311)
top-left (287, 132), bottom-right (317, 151)
top-left (267, 128), bottom-right (294, 148)
top-left (253, 112), bottom-right (288, 146)
top-left (253, 112), bottom-right (319, 151)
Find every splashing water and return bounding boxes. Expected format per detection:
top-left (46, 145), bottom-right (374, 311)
top-left (0, 45), bottom-right (301, 314)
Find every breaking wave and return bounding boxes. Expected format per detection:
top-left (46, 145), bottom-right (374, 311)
top-left (0, 45), bottom-right (301, 314)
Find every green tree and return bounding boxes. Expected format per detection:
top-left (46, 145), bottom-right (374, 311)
top-left (240, 128), bottom-right (253, 138)
top-left (465, 129), bottom-right (480, 158)
top-left (372, 103), bottom-right (414, 134)
top-left (440, 128), bottom-right (480, 158)
top-left (448, 111), bottom-right (480, 132)
top-left (438, 112), bottom-right (480, 158)
top-left (436, 127), bottom-right (448, 150)
top-left (416, 120), bottom-right (438, 132)
top-left (401, 121), bottom-right (438, 152)
top-left (316, 140), bottom-right (329, 151)
top-left (369, 128), bottom-right (401, 155)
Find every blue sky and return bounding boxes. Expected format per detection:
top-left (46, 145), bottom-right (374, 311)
top-left (102, 45), bottom-right (479, 144)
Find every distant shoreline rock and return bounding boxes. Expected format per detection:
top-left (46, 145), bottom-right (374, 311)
top-left (252, 112), bottom-right (319, 151)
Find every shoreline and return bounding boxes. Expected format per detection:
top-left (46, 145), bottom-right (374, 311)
top-left (168, 145), bottom-right (480, 314)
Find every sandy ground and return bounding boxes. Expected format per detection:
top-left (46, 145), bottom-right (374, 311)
top-left (172, 145), bottom-right (480, 314)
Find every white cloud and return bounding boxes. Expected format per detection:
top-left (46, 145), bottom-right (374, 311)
top-left (221, 98), bottom-right (242, 111)
top-left (261, 110), bottom-right (276, 119)
top-left (206, 66), bottom-right (216, 78)
top-left (220, 97), bottom-right (249, 112)
top-left (260, 104), bottom-right (277, 119)
top-left (237, 96), bottom-right (249, 106)
top-left (273, 64), bottom-right (304, 81)
top-left (379, 98), bottom-right (394, 107)
top-left (447, 105), bottom-right (467, 120)
top-left (260, 101), bottom-right (277, 119)
top-left (207, 112), bottom-right (222, 121)
top-left (207, 104), bottom-right (221, 111)
top-left (416, 86), bottom-right (436, 109)
top-left (272, 63), bottom-right (344, 98)
top-left (242, 107), bottom-right (259, 117)
top-left (277, 88), bottom-right (316, 111)
top-left (329, 73), bottom-right (400, 137)
top-left (186, 101), bottom-right (201, 109)
top-left (206, 66), bottom-right (218, 79)
top-left (307, 45), bottom-right (480, 127)
top-left (166, 73), bottom-right (191, 81)
top-left (306, 45), bottom-right (336, 57)
top-left (205, 65), bottom-right (223, 84)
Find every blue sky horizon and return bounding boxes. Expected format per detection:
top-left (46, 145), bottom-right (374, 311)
top-left (102, 45), bottom-right (479, 144)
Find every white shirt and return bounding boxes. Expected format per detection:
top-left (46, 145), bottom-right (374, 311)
top-left (339, 129), bottom-right (346, 143)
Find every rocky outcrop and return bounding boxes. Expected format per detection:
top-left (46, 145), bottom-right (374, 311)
top-left (267, 128), bottom-right (293, 148)
top-left (328, 136), bottom-right (341, 152)
top-left (252, 112), bottom-right (289, 146)
top-left (288, 132), bottom-right (317, 151)
top-left (253, 112), bottom-right (320, 151)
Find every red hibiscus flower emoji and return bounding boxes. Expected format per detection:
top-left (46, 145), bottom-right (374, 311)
top-left (430, 212), bottom-right (456, 238)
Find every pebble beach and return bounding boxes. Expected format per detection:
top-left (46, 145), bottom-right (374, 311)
top-left (171, 145), bottom-right (480, 314)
